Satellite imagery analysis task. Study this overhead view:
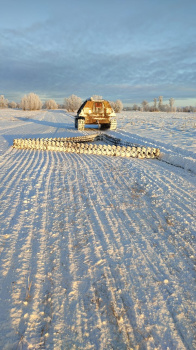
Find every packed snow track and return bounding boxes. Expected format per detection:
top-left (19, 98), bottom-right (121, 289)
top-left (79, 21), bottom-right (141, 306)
top-left (0, 109), bottom-right (195, 349)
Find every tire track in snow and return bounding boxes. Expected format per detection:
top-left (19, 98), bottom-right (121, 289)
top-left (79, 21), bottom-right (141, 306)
top-left (0, 146), bottom-right (14, 166)
top-left (0, 121), bottom-right (36, 133)
top-left (107, 156), bottom-right (196, 349)
top-left (0, 149), bottom-right (29, 196)
top-left (33, 151), bottom-right (97, 348)
top-left (0, 149), bottom-right (48, 346)
top-left (150, 160), bottom-right (195, 208)
top-left (74, 153), bottom-right (126, 348)
top-left (128, 160), bottom-right (196, 348)
top-left (58, 152), bottom-right (106, 348)
top-left (71, 154), bottom-right (132, 348)
top-left (0, 149), bottom-right (53, 348)
top-left (75, 154), bottom-right (195, 349)
top-left (113, 157), bottom-right (196, 255)
top-left (77, 154), bottom-right (136, 348)
top-left (39, 150), bottom-right (69, 349)
top-left (83, 156), bottom-right (181, 348)
top-left (10, 150), bottom-right (50, 342)
top-left (105, 155), bottom-right (196, 348)
top-left (62, 154), bottom-right (159, 348)
top-left (0, 150), bottom-right (41, 276)
top-left (21, 150), bottom-right (55, 348)
top-left (139, 160), bottom-right (196, 256)
top-left (46, 152), bottom-right (134, 348)
top-left (0, 149), bottom-right (40, 220)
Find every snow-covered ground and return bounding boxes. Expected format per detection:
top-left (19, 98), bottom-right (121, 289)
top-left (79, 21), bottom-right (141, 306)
top-left (0, 109), bottom-right (195, 349)
top-left (116, 111), bottom-right (196, 174)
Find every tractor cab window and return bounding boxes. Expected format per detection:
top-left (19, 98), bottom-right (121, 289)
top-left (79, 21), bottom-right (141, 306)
top-left (94, 102), bottom-right (104, 114)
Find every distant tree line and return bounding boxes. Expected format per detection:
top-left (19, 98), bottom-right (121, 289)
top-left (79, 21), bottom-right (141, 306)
top-left (0, 93), bottom-right (124, 113)
top-left (124, 96), bottom-right (177, 112)
top-left (0, 93), bottom-right (195, 112)
top-left (124, 96), bottom-right (196, 112)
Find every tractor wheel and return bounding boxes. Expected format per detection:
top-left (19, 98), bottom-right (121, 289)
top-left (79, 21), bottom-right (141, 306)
top-left (109, 119), bottom-right (117, 130)
top-left (77, 118), bottom-right (85, 131)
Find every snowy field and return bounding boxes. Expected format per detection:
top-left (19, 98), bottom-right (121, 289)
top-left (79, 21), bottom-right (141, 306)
top-left (0, 109), bottom-right (195, 349)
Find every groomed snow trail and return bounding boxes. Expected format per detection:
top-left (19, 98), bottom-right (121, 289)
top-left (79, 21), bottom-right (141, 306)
top-left (0, 110), bottom-right (195, 349)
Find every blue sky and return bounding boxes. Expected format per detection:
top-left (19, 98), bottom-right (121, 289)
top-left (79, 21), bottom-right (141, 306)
top-left (0, 0), bottom-right (196, 106)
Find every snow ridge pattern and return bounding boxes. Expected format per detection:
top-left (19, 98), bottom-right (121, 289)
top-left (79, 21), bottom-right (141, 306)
top-left (0, 109), bottom-right (195, 349)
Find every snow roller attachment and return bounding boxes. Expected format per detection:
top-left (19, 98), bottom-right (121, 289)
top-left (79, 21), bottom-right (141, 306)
top-left (13, 134), bottom-right (160, 159)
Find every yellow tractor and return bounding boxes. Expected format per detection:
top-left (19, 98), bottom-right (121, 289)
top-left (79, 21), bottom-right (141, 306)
top-left (75, 97), bottom-right (117, 131)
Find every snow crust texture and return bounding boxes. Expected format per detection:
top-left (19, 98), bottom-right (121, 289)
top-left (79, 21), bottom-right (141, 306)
top-left (0, 109), bottom-right (195, 349)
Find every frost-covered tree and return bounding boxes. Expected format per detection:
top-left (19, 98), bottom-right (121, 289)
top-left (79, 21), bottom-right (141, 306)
top-left (64, 95), bottom-right (82, 112)
top-left (20, 93), bottom-right (42, 110)
top-left (110, 101), bottom-right (115, 110)
top-left (110, 99), bottom-right (123, 113)
top-left (9, 101), bottom-right (17, 109)
top-left (169, 98), bottom-right (175, 112)
top-left (161, 104), bottom-right (170, 112)
top-left (190, 106), bottom-right (196, 112)
top-left (183, 106), bottom-right (190, 112)
top-left (44, 99), bottom-right (58, 109)
top-left (132, 104), bottom-right (139, 111)
top-left (158, 96), bottom-right (163, 111)
top-left (0, 95), bottom-right (8, 108)
top-left (153, 98), bottom-right (157, 110)
top-left (20, 95), bottom-right (28, 110)
top-left (114, 99), bottom-right (123, 112)
top-left (141, 100), bottom-right (149, 111)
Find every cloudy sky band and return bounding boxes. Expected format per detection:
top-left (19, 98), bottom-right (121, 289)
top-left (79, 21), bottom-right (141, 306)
top-left (1, 0), bottom-right (196, 106)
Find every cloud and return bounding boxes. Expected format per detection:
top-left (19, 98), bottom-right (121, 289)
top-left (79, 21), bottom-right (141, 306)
top-left (1, 0), bottom-right (196, 104)
top-left (1, 38), bottom-right (196, 104)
